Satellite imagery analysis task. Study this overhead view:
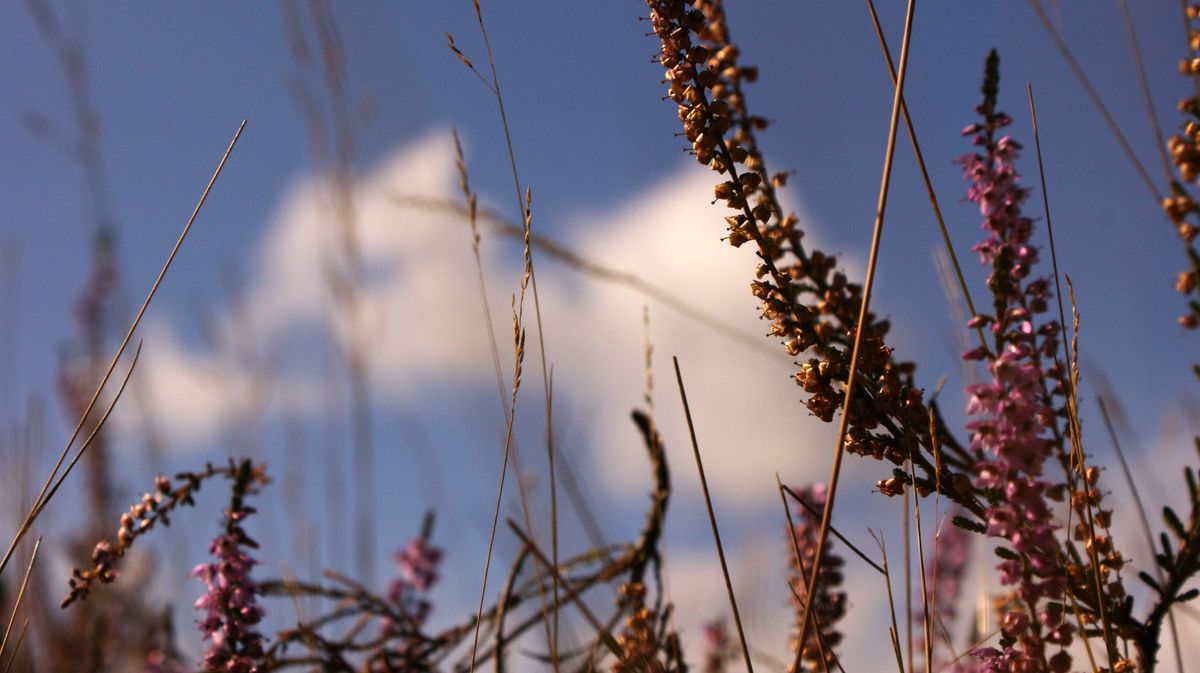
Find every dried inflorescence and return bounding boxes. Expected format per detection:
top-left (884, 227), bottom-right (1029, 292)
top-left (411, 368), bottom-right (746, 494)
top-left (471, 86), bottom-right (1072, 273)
top-left (612, 582), bottom-right (662, 673)
top-left (786, 484), bottom-right (845, 673)
top-left (193, 459), bottom-right (268, 673)
top-left (611, 581), bottom-right (685, 673)
top-left (1164, 5), bottom-right (1200, 329)
top-left (62, 460), bottom-right (268, 609)
top-left (644, 0), bottom-right (981, 515)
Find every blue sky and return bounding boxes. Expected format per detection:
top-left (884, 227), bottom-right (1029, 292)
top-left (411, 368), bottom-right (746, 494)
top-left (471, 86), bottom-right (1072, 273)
top-left (3, 1), bottom-right (1199, 670)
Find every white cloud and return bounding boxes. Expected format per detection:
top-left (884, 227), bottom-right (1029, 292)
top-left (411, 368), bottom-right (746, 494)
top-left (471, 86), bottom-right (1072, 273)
top-left (120, 129), bottom-right (852, 511)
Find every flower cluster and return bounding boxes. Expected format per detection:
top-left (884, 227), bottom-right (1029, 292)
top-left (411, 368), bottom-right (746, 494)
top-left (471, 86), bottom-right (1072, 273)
top-left (382, 534), bottom-right (443, 635)
top-left (612, 582), bottom-right (666, 673)
top-left (958, 51), bottom-right (1072, 673)
top-left (644, 0), bottom-right (979, 513)
top-left (192, 460), bottom-right (267, 673)
top-left (786, 484), bottom-right (845, 673)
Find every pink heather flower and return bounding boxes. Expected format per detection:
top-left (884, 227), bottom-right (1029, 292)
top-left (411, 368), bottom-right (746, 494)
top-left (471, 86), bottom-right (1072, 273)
top-left (382, 534), bottom-right (443, 636)
top-left (193, 494), bottom-right (264, 673)
top-left (960, 50), bottom-right (1071, 672)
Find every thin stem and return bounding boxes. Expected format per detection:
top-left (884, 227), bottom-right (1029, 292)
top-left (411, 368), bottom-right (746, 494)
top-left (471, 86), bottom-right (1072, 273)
top-left (797, 0), bottom-right (917, 654)
top-left (1029, 86), bottom-right (1119, 662)
top-left (782, 485), bottom-right (885, 575)
top-left (389, 194), bottom-right (782, 360)
top-left (0, 537), bottom-right (39, 660)
top-left (864, 0), bottom-right (986, 350)
top-left (466, 6), bottom-right (561, 664)
top-left (909, 461), bottom-right (932, 673)
top-left (0, 120), bottom-right (245, 577)
top-left (1116, 0), bottom-right (1175, 187)
top-left (505, 521), bottom-right (623, 658)
top-left (1028, 0), bottom-right (1163, 203)
top-left (872, 532), bottom-right (908, 673)
top-left (0, 618), bottom-right (28, 673)
top-left (673, 356), bottom-right (753, 673)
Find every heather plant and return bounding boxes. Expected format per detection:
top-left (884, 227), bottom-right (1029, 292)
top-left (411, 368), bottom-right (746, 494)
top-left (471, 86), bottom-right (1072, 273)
top-left (8, 2), bottom-right (1200, 673)
top-left (957, 50), bottom-right (1079, 673)
top-left (641, 1), bottom-right (1200, 671)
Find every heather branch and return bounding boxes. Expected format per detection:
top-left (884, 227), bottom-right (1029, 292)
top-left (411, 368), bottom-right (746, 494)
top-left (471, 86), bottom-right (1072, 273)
top-left (62, 460), bottom-right (266, 609)
top-left (640, 0), bottom-right (982, 519)
top-left (256, 407), bottom-right (675, 673)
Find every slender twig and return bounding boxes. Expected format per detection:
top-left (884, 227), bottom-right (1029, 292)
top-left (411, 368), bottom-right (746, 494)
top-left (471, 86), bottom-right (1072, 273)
top-left (451, 134), bottom-right (557, 654)
top-left (783, 579), bottom-right (835, 673)
top-left (872, 532), bottom-right (907, 673)
top-left (673, 356), bottom-right (753, 673)
top-left (0, 618), bottom-right (28, 673)
top-left (32, 341), bottom-right (142, 523)
top-left (457, 5), bottom-right (561, 663)
top-left (1059, 561), bottom-right (1103, 673)
top-left (909, 461), bottom-right (932, 673)
top-left (505, 521), bottom-right (623, 658)
top-left (452, 129), bottom-right (543, 666)
top-left (390, 194), bottom-right (781, 361)
top-left (797, 0), bottom-right (917, 654)
top-left (450, 130), bottom-right (510, 443)
top-left (1029, 88), bottom-right (1119, 662)
top-left (928, 409), bottom-right (946, 669)
top-left (781, 485), bottom-right (885, 576)
top-left (0, 120), bottom-right (244, 577)
top-left (904, 467), bottom-right (912, 673)
top-left (467, 188), bottom-right (534, 673)
top-left (493, 544), bottom-right (530, 673)
top-left (1116, 0), bottom-right (1175, 187)
top-left (1028, 0), bottom-right (1162, 203)
top-left (864, 0), bottom-right (986, 351)
top-left (1028, 86), bottom-right (1071, 375)
top-left (0, 537), bottom-right (39, 660)
top-left (546, 367), bottom-right (559, 666)
top-left (1067, 277), bottom-right (1116, 667)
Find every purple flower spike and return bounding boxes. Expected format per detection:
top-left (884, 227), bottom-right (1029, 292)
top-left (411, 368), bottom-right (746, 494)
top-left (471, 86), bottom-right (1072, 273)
top-left (960, 50), bottom-right (1071, 673)
top-left (193, 461), bottom-right (265, 673)
top-left (382, 533), bottom-right (444, 637)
